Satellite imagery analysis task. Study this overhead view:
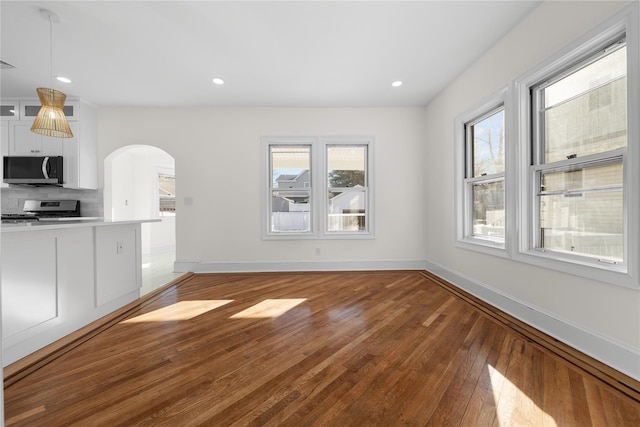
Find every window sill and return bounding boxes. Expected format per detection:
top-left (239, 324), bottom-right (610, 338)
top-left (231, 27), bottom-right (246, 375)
top-left (513, 249), bottom-right (638, 289)
top-left (456, 238), bottom-right (507, 258)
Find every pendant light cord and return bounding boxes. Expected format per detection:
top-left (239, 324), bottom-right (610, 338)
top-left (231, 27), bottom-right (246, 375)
top-left (49, 13), bottom-right (53, 86)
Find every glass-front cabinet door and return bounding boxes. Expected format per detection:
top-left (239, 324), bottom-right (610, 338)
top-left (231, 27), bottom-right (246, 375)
top-left (20, 100), bottom-right (79, 121)
top-left (0, 102), bottom-right (20, 120)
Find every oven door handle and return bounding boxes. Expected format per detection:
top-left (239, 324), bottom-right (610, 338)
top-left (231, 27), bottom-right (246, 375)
top-left (42, 157), bottom-right (50, 180)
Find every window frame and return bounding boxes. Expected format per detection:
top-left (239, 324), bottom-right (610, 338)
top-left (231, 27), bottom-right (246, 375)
top-left (263, 137), bottom-right (316, 239)
top-left (154, 166), bottom-right (176, 220)
top-left (262, 136), bottom-right (374, 240)
top-left (455, 86), bottom-right (510, 256)
top-left (512, 4), bottom-right (639, 288)
top-left (322, 138), bottom-right (373, 237)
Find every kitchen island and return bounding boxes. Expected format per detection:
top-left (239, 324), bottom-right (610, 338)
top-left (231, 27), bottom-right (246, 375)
top-left (1, 219), bottom-right (158, 366)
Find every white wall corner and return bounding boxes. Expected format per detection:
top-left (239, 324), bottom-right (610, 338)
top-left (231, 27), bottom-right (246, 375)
top-left (423, 259), bottom-right (640, 381)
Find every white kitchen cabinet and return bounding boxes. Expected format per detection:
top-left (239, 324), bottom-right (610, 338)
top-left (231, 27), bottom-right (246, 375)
top-left (95, 224), bottom-right (141, 306)
top-left (1, 121), bottom-right (8, 187)
top-left (1, 235), bottom-right (58, 339)
top-left (9, 120), bottom-right (64, 156)
top-left (1, 221), bottom-right (149, 366)
top-left (63, 105), bottom-right (97, 190)
top-left (2, 97), bottom-right (97, 189)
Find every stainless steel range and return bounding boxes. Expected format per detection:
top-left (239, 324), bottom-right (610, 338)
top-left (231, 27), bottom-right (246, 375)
top-left (2, 200), bottom-right (83, 224)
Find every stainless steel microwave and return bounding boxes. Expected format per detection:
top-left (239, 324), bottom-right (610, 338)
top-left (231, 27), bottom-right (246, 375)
top-left (3, 156), bottom-right (64, 185)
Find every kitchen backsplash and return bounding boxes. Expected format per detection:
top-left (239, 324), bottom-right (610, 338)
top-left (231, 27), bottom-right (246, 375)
top-left (1, 187), bottom-right (103, 217)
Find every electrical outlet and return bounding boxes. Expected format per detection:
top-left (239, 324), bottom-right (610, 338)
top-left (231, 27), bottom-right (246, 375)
top-left (315, 248), bottom-right (321, 256)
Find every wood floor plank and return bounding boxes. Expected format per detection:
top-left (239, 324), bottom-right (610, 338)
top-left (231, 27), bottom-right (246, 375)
top-left (4, 271), bottom-right (639, 426)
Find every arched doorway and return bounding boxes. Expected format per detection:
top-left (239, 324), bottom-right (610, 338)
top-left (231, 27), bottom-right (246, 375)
top-left (104, 145), bottom-right (180, 294)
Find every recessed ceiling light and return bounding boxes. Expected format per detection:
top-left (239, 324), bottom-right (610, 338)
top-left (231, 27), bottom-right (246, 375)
top-left (56, 76), bottom-right (71, 83)
top-left (212, 78), bottom-right (224, 85)
top-left (391, 80), bottom-right (403, 87)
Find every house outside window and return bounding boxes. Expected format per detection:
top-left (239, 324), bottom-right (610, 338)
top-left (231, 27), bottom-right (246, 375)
top-left (263, 137), bottom-right (374, 239)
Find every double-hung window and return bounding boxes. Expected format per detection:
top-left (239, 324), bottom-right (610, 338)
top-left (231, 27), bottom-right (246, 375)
top-left (530, 39), bottom-right (627, 266)
top-left (264, 137), bottom-right (374, 239)
top-left (515, 4), bottom-right (639, 287)
top-left (455, 89), bottom-right (507, 253)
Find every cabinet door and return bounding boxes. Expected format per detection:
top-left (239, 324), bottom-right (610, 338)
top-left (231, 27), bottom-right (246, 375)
top-left (62, 122), bottom-right (81, 188)
top-left (95, 225), bottom-right (141, 307)
top-left (1, 122), bottom-right (7, 186)
top-left (20, 100), bottom-right (79, 121)
top-left (1, 235), bottom-right (58, 338)
top-left (9, 121), bottom-right (63, 156)
top-left (0, 101), bottom-right (20, 120)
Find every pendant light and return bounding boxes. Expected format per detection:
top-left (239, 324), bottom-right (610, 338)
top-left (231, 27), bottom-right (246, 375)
top-left (31, 9), bottom-right (73, 138)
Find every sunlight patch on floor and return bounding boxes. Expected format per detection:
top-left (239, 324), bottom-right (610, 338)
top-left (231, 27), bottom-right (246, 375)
top-left (230, 298), bottom-right (307, 319)
top-left (488, 365), bottom-right (557, 426)
top-left (121, 300), bottom-right (233, 323)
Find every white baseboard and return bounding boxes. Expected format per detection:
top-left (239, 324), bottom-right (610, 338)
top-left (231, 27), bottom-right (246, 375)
top-left (424, 259), bottom-right (640, 381)
top-left (174, 259), bottom-right (428, 274)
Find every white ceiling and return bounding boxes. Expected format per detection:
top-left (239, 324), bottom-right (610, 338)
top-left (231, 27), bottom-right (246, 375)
top-left (0, 1), bottom-right (541, 108)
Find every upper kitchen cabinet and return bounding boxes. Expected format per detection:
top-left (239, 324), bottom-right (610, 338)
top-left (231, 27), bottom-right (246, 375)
top-left (9, 121), bottom-right (64, 155)
top-left (63, 107), bottom-right (97, 190)
top-left (1, 98), bottom-right (97, 190)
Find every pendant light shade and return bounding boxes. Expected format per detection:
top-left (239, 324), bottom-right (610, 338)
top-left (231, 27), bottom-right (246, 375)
top-left (31, 8), bottom-right (73, 138)
top-left (31, 87), bottom-right (73, 138)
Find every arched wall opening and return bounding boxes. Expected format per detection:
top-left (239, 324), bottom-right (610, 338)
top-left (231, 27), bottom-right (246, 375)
top-left (104, 145), bottom-right (177, 293)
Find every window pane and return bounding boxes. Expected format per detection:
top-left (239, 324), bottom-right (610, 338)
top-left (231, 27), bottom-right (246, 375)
top-left (472, 180), bottom-right (505, 238)
top-left (271, 190), bottom-right (310, 232)
top-left (327, 145), bottom-right (365, 188)
top-left (544, 47), bottom-right (627, 163)
top-left (540, 190), bottom-right (623, 261)
top-left (545, 47), bottom-right (626, 107)
top-left (270, 145), bottom-right (311, 233)
top-left (328, 190), bottom-right (366, 232)
top-left (472, 109), bottom-right (505, 176)
top-left (271, 146), bottom-right (311, 188)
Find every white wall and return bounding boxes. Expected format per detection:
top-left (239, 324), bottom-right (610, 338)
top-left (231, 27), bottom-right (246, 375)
top-left (423, 0), bottom-right (639, 378)
top-left (98, 107), bottom-right (427, 268)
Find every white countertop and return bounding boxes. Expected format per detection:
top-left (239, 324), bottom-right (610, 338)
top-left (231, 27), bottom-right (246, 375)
top-left (1, 218), bottom-right (161, 232)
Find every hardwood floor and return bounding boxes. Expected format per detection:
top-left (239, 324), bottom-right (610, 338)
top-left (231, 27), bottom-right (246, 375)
top-left (4, 271), bottom-right (640, 426)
